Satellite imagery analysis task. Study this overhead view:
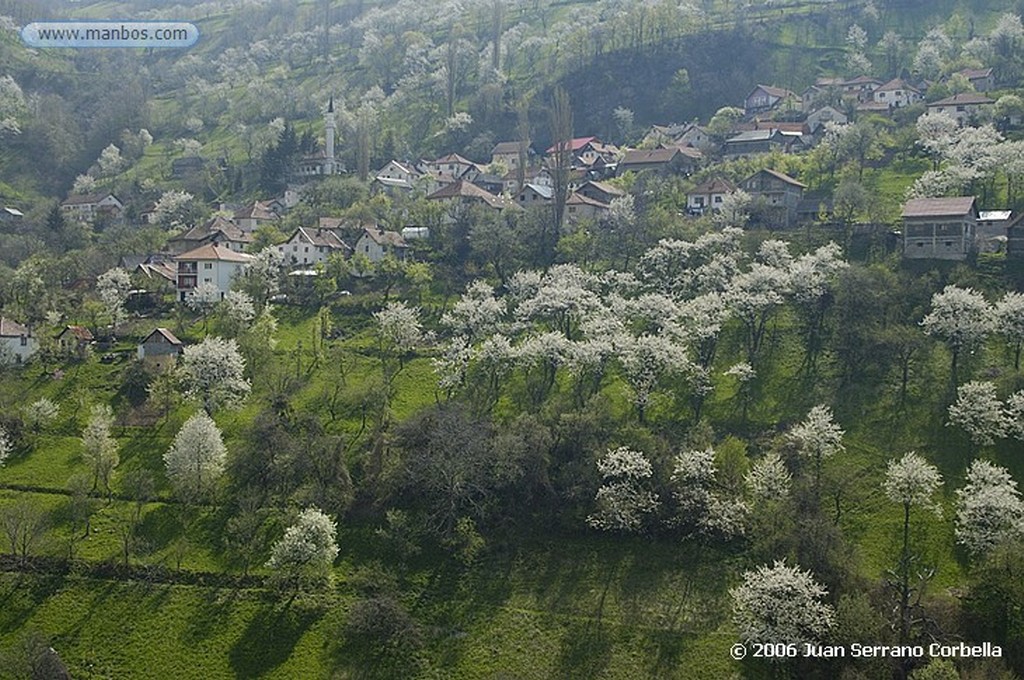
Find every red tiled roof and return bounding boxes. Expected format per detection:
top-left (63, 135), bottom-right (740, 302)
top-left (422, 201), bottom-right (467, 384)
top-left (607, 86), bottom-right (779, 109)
top-left (174, 243), bottom-right (255, 263)
top-left (546, 136), bottom-right (599, 154)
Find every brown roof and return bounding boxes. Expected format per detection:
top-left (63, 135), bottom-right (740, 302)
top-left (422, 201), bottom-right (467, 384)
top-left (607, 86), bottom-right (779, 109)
top-left (362, 227), bottom-right (408, 248)
top-left (137, 262), bottom-right (177, 283)
top-left (958, 67), bottom-right (993, 80)
top-left (173, 216), bottom-right (252, 245)
top-left (750, 84), bottom-right (797, 100)
top-left (426, 179), bottom-right (512, 209)
top-left (875, 78), bottom-right (919, 94)
top-left (620, 148), bottom-right (685, 166)
top-left (566, 192), bottom-right (610, 209)
top-left (143, 327), bottom-right (183, 346)
top-left (690, 177), bottom-right (737, 195)
top-left (61, 192), bottom-right (118, 207)
top-left (902, 196), bottom-right (977, 218)
top-left (491, 141), bottom-right (524, 155)
top-left (233, 201), bottom-right (277, 221)
top-left (579, 180), bottom-right (626, 198)
top-left (751, 168), bottom-right (807, 188)
top-left (58, 325), bottom-right (93, 342)
top-left (928, 93), bottom-right (995, 107)
top-left (174, 243), bottom-right (255, 263)
top-left (0, 317), bottom-right (29, 337)
top-left (290, 227), bottom-right (351, 251)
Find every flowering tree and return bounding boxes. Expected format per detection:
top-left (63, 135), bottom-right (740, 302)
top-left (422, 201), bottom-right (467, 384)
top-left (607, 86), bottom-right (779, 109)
top-left (789, 404), bottom-right (844, 495)
top-left (617, 333), bottom-right (691, 422)
top-left (728, 263), bottom-right (790, 365)
top-left (731, 561), bottom-right (836, 646)
top-left (883, 452), bottom-right (942, 642)
top-left (82, 405), bottom-right (119, 495)
top-left (587, 446), bottom-right (659, 532)
top-left (746, 452), bottom-right (791, 502)
top-left (153, 190), bottom-right (195, 230)
top-left (921, 285), bottom-right (992, 386)
top-left (0, 426), bottom-right (11, 467)
top-left (947, 381), bottom-right (1007, 446)
top-left (235, 248), bottom-right (284, 309)
top-left (219, 290), bottom-right (256, 337)
top-left (671, 448), bottom-right (747, 538)
top-left (1004, 390), bottom-right (1024, 440)
top-left (993, 291), bottom-right (1024, 370)
top-left (179, 337), bottom-right (251, 412)
top-left (187, 281), bottom-right (221, 334)
top-left (164, 412), bottom-right (227, 502)
top-left (955, 459), bottom-right (1024, 557)
top-left (267, 507), bottom-right (339, 587)
top-left (23, 398), bottom-right (59, 432)
top-left (96, 267), bottom-right (133, 336)
top-left (376, 301), bottom-right (424, 385)
top-left (441, 280), bottom-right (505, 343)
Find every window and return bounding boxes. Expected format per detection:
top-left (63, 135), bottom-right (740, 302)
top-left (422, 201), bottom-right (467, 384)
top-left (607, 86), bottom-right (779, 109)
top-left (714, 196), bottom-right (722, 203)
top-left (204, 277), bottom-right (212, 283)
top-left (944, 241), bottom-right (953, 247)
top-left (20, 336), bottom-right (27, 346)
top-left (204, 262), bottom-right (212, 270)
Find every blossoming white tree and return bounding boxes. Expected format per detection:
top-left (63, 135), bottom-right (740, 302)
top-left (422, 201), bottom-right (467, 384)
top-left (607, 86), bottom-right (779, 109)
top-left (947, 381), bottom-right (1007, 446)
top-left (955, 459), bottom-right (1024, 557)
top-left (745, 452), bottom-right (791, 501)
top-left (267, 507), bottom-right (339, 586)
top-left (81, 405), bottom-right (119, 496)
top-left (587, 446), bottom-right (659, 533)
top-left (731, 561), bottom-right (836, 646)
top-left (179, 337), bottom-right (251, 412)
top-left (0, 426), bottom-right (11, 467)
top-left (671, 448), bottom-right (747, 538)
top-left (789, 404), bottom-right (844, 495)
top-left (96, 267), bottom-right (133, 336)
top-left (883, 452), bottom-right (942, 642)
top-left (921, 285), bottom-right (992, 386)
top-left (993, 291), bottom-right (1024, 370)
top-left (164, 412), bottom-right (227, 502)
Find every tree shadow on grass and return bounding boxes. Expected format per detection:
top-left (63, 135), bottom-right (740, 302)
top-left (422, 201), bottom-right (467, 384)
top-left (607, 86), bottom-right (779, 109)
top-left (184, 587), bottom-right (241, 645)
top-left (554, 618), bottom-right (612, 680)
top-left (228, 601), bottom-right (319, 678)
top-left (0, 573), bottom-right (66, 633)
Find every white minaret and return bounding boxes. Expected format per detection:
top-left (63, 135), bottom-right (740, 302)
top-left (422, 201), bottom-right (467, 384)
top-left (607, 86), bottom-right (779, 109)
top-left (324, 95), bottom-right (336, 175)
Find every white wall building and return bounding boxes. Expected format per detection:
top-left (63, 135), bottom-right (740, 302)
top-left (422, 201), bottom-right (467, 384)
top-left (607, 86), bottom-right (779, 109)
top-left (174, 244), bottom-right (254, 302)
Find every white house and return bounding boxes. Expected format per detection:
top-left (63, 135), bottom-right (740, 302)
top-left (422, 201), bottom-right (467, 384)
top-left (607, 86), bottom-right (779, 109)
top-left (174, 243), bottom-right (254, 302)
top-left (927, 93), bottom-right (995, 126)
top-left (375, 160), bottom-right (420, 184)
top-left (872, 78), bottom-right (922, 109)
top-left (516, 183), bottom-right (554, 206)
top-left (687, 177), bottom-right (737, 215)
top-left (233, 201), bottom-right (278, 232)
top-left (0, 317), bottom-right (37, 364)
top-left (60, 192), bottom-right (122, 222)
top-left (276, 227), bottom-right (351, 267)
top-left (354, 227), bottom-right (408, 263)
